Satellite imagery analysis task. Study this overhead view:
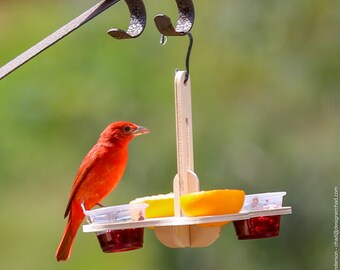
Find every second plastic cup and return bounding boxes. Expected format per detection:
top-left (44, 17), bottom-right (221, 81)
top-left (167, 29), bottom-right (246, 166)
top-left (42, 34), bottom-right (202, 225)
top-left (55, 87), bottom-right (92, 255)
top-left (233, 192), bottom-right (286, 240)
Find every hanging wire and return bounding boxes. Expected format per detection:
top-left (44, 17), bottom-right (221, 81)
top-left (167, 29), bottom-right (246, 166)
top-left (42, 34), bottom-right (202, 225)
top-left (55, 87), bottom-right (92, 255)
top-left (158, 32), bottom-right (193, 84)
top-left (184, 32), bottom-right (193, 84)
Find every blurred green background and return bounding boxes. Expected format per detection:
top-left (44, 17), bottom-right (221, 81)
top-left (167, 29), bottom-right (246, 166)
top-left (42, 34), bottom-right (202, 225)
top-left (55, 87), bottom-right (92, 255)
top-left (0, 0), bottom-right (339, 269)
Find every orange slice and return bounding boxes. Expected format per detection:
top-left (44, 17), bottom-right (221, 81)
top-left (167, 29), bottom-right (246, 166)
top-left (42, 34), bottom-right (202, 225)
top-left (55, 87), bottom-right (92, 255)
top-left (130, 193), bottom-right (174, 218)
top-left (180, 189), bottom-right (245, 226)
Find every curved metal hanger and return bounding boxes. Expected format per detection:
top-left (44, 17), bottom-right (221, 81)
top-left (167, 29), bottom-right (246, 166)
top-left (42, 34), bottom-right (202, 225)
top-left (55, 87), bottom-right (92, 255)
top-left (154, 0), bottom-right (194, 36)
top-left (108, 0), bottom-right (147, 39)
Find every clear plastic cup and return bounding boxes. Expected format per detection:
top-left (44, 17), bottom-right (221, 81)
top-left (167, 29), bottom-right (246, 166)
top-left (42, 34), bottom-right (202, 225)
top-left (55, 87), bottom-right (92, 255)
top-left (241, 192), bottom-right (286, 211)
top-left (84, 204), bottom-right (148, 223)
top-left (83, 204), bottom-right (148, 253)
top-left (233, 192), bottom-right (286, 240)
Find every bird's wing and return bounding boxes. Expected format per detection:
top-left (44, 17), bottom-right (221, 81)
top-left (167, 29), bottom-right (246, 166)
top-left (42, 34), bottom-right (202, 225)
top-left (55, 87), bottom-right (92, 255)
top-left (63, 144), bottom-right (104, 218)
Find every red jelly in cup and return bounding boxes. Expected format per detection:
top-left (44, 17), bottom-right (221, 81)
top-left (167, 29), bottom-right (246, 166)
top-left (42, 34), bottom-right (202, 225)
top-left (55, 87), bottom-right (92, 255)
top-left (233, 192), bottom-right (286, 240)
top-left (97, 228), bottom-right (144, 252)
top-left (83, 204), bottom-right (148, 253)
top-left (233, 215), bottom-right (281, 240)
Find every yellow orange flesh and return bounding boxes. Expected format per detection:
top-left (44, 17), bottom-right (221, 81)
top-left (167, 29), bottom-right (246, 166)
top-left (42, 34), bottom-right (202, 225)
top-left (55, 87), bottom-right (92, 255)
top-left (130, 193), bottom-right (174, 218)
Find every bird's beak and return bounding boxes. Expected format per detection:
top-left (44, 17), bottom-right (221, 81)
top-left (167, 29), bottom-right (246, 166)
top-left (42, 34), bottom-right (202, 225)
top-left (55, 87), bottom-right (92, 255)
top-left (132, 125), bottom-right (150, 136)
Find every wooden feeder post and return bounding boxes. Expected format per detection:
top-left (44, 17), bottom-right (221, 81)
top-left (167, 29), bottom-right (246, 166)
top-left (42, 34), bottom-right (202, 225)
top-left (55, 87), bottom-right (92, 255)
top-left (154, 71), bottom-right (221, 248)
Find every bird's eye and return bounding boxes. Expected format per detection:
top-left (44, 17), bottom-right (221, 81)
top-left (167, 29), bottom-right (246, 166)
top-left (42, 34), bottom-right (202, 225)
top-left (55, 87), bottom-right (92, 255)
top-left (124, 125), bottom-right (131, 132)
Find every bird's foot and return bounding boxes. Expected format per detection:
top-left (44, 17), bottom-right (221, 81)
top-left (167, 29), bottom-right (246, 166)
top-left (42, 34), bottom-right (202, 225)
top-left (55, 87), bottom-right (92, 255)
top-left (97, 203), bottom-right (105, 208)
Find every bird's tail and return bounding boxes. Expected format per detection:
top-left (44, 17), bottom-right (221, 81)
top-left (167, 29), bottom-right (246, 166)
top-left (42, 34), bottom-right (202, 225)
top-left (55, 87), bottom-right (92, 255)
top-left (55, 210), bottom-right (84, 262)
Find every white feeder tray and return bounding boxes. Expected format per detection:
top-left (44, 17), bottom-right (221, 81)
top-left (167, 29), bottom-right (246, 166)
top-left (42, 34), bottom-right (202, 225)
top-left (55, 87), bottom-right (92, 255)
top-left (83, 206), bottom-right (292, 232)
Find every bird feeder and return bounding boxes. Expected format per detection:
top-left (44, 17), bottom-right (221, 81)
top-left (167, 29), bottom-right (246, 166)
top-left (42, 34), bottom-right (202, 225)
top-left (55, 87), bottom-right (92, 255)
top-left (82, 70), bottom-right (292, 250)
top-left (0, 0), bottom-right (292, 255)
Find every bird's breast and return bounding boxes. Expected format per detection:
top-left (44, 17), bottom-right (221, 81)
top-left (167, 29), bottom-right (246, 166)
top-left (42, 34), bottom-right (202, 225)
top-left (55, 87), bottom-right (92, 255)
top-left (75, 146), bottom-right (128, 209)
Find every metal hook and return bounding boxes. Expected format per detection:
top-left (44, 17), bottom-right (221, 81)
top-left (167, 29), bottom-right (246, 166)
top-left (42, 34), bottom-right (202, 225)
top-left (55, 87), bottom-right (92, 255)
top-left (154, 0), bottom-right (195, 36)
top-left (108, 0), bottom-right (147, 39)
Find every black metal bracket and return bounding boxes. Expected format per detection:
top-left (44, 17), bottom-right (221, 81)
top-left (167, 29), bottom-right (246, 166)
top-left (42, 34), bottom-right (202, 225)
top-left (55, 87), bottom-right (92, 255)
top-left (0, 0), bottom-right (196, 80)
top-left (108, 0), bottom-right (147, 39)
top-left (154, 0), bottom-right (195, 36)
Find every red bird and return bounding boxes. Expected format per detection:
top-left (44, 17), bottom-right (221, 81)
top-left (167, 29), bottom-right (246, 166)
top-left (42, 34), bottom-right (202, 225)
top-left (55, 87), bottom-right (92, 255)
top-left (55, 121), bottom-right (150, 261)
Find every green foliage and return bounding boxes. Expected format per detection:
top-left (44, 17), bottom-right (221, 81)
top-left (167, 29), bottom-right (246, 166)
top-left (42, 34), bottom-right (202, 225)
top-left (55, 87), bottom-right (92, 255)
top-left (0, 0), bottom-right (339, 269)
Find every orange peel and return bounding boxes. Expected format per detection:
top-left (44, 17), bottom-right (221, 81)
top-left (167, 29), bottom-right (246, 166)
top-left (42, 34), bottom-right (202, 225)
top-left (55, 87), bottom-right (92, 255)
top-left (180, 189), bottom-right (245, 226)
